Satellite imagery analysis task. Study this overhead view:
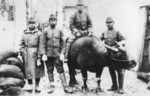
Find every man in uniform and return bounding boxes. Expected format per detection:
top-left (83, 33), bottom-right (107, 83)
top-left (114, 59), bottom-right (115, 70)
top-left (100, 17), bottom-right (126, 94)
top-left (20, 17), bottom-right (44, 92)
top-left (64, 0), bottom-right (93, 62)
top-left (40, 14), bottom-right (73, 93)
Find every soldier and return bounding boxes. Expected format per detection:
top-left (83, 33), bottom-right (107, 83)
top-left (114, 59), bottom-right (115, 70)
top-left (100, 17), bottom-right (126, 94)
top-left (19, 17), bottom-right (44, 92)
top-left (40, 14), bottom-right (73, 93)
top-left (64, 0), bottom-right (93, 62)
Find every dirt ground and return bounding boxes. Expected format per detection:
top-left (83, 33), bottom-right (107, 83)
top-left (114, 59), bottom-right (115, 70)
top-left (23, 64), bottom-right (150, 96)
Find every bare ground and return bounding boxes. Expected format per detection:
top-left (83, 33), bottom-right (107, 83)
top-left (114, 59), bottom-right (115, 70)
top-left (24, 64), bottom-right (150, 96)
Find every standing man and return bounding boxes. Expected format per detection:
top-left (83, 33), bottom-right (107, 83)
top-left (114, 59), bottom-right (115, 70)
top-left (40, 14), bottom-right (73, 93)
top-left (20, 17), bottom-right (44, 92)
top-left (64, 0), bottom-right (93, 62)
top-left (100, 17), bottom-right (126, 94)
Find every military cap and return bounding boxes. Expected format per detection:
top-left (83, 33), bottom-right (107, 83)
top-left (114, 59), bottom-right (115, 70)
top-left (106, 17), bottom-right (114, 23)
top-left (49, 14), bottom-right (57, 20)
top-left (28, 17), bottom-right (36, 23)
top-left (76, 0), bottom-right (84, 6)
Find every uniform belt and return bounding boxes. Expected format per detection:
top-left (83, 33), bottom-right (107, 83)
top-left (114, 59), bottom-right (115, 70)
top-left (47, 45), bottom-right (59, 48)
top-left (25, 45), bottom-right (38, 48)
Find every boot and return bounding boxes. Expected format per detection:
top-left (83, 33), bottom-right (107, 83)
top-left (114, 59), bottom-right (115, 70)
top-left (64, 43), bottom-right (71, 63)
top-left (108, 85), bottom-right (118, 91)
top-left (48, 73), bottom-right (54, 82)
top-left (35, 83), bottom-right (41, 92)
top-left (47, 84), bottom-right (55, 93)
top-left (147, 81), bottom-right (150, 90)
top-left (35, 78), bottom-right (41, 92)
top-left (59, 73), bottom-right (73, 93)
top-left (118, 70), bottom-right (124, 94)
top-left (47, 73), bottom-right (55, 93)
top-left (108, 67), bottom-right (118, 91)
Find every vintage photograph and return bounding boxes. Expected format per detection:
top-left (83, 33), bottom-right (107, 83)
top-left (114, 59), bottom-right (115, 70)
top-left (0, 0), bottom-right (150, 96)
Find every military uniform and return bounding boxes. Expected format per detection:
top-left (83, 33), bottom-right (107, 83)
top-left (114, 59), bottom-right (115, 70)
top-left (100, 17), bottom-right (126, 94)
top-left (20, 28), bottom-right (44, 79)
top-left (40, 27), bottom-right (65, 75)
top-left (40, 14), bottom-right (73, 93)
top-left (65, 11), bottom-right (93, 58)
top-left (70, 12), bottom-right (93, 35)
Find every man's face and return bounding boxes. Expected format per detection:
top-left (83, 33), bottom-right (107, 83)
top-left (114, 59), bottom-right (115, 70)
top-left (28, 22), bottom-right (36, 30)
top-left (77, 5), bottom-right (84, 13)
top-left (49, 19), bottom-right (57, 26)
top-left (106, 21), bottom-right (114, 29)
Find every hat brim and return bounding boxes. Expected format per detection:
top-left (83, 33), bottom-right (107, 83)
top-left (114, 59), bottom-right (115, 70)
top-left (28, 21), bottom-right (36, 23)
top-left (49, 18), bottom-right (57, 20)
top-left (77, 4), bottom-right (84, 6)
top-left (106, 21), bottom-right (114, 23)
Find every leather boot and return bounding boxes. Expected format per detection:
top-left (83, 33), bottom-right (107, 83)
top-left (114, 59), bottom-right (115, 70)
top-left (59, 73), bottom-right (73, 93)
top-left (108, 85), bottom-right (118, 91)
top-left (64, 43), bottom-right (71, 63)
top-left (108, 67), bottom-right (118, 91)
top-left (47, 84), bottom-right (54, 93)
top-left (48, 73), bottom-right (54, 82)
top-left (35, 79), bottom-right (41, 92)
top-left (147, 81), bottom-right (150, 90)
top-left (118, 70), bottom-right (124, 94)
top-left (47, 73), bottom-right (54, 93)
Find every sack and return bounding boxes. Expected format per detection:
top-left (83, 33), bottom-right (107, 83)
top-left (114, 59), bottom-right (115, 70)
top-left (4, 57), bottom-right (23, 70)
top-left (0, 77), bottom-right (25, 88)
top-left (0, 64), bottom-right (24, 80)
top-left (0, 50), bottom-right (18, 64)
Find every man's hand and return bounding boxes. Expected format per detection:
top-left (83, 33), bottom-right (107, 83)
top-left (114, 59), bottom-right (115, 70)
top-left (115, 41), bottom-right (126, 52)
top-left (19, 50), bottom-right (24, 56)
top-left (60, 53), bottom-right (64, 61)
top-left (42, 54), bottom-right (47, 61)
top-left (118, 45), bottom-right (126, 52)
top-left (37, 59), bottom-right (41, 66)
top-left (82, 30), bottom-right (88, 34)
top-left (76, 32), bottom-right (81, 37)
top-left (116, 40), bottom-right (126, 46)
top-left (88, 31), bottom-right (93, 36)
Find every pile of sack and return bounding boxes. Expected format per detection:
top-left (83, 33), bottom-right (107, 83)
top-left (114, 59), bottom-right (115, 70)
top-left (0, 50), bottom-right (29, 95)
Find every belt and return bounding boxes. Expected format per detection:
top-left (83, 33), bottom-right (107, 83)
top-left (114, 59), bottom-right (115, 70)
top-left (25, 45), bottom-right (38, 48)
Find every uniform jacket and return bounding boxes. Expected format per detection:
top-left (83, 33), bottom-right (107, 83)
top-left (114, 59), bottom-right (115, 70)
top-left (40, 27), bottom-right (65, 57)
top-left (70, 12), bottom-right (93, 35)
top-left (100, 29), bottom-right (125, 47)
top-left (100, 29), bottom-right (127, 60)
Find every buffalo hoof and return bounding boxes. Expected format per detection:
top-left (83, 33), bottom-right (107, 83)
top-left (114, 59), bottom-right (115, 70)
top-left (82, 86), bottom-right (89, 93)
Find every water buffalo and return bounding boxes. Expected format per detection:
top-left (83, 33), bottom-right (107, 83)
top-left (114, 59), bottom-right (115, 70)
top-left (67, 35), bottom-right (107, 92)
top-left (67, 35), bottom-right (136, 92)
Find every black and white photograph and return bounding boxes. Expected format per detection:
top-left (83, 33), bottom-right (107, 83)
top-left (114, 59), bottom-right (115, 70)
top-left (0, 0), bottom-right (150, 96)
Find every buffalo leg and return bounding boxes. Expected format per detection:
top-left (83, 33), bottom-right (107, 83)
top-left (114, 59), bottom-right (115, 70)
top-left (81, 69), bottom-right (88, 92)
top-left (95, 67), bottom-right (104, 93)
top-left (68, 62), bottom-right (78, 87)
